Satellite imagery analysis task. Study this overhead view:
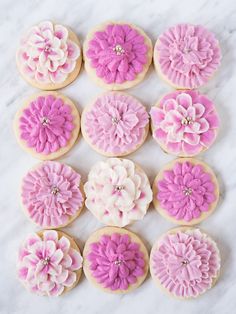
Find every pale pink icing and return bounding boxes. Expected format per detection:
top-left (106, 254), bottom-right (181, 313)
top-left (19, 94), bottom-right (75, 155)
top-left (87, 233), bottom-right (145, 291)
top-left (86, 24), bottom-right (148, 84)
top-left (150, 90), bottom-right (219, 156)
top-left (156, 161), bottom-right (216, 222)
top-left (17, 21), bottom-right (80, 84)
top-left (155, 24), bottom-right (221, 88)
top-left (84, 92), bottom-right (149, 155)
top-left (21, 161), bottom-right (84, 228)
top-left (151, 229), bottom-right (220, 298)
top-left (17, 230), bottom-right (83, 296)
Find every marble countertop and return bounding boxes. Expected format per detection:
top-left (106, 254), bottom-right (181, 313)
top-left (0, 0), bottom-right (236, 313)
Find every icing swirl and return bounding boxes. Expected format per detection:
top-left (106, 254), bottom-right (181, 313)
top-left (155, 24), bottom-right (221, 88)
top-left (150, 90), bottom-right (220, 156)
top-left (83, 92), bottom-right (149, 155)
top-left (17, 21), bottom-right (80, 84)
top-left (87, 233), bottom-right (145, 291)
top-left (84, 158), bottom-right (152, 227)
top-left (151, 229), bottom-right (220, 298)
top-left (19, 94), bottom-right (75, 155)
top-left (156, 160), bottom-right (217, 222)
top-left (17, 230), bottom-right (83, 296)
top-left (21, 161), bottom-right (84, 228)
top-left (86, 24), bottom-right (148, 84)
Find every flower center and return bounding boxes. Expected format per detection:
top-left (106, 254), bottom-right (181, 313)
top-left (113, 44), bottom-right (125, 55)
top-left (183, 187), bottom-right (192, 196)
top-left (181, 116), bottom-right (193, 125)
top-left (114, 259), bottom-right (123, 266)
top-left (41, 256), bottom-right (50, 265)
top-left (111, 117), bottom-right (120, 125)
top-left (41, 117), bottom-right (50, 126)
top-left (181, 259), bottom-right (189, 266)
top-left (51, 186), bottom-right (60, 195)
top-left (44, 45), bottom-right (51, 53)
top-left (114, 185), bottom-right (124, 191)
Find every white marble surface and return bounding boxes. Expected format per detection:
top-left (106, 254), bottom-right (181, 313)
top-left (0, 0), bottom-right (236, 313)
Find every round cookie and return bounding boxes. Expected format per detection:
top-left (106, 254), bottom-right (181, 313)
top-left (17, 230), bottom-right (83, 296)
top-left (84, 158), bottom-right (152, 227)
top-left (83, 21), bottom-right (153, 90)
top-left (150, 227), bottom-right (221, 299)
top-left (81, 92), bottom-right (149, 157)
top-left (150, 90), bottom-right (220, 157)
top-left (21, 161), bottom-right (85, 229)
top-left (16, 20), bottom-right (82, 90)
top-left (152, 158), bottom-right (219, 225)
top-left (14, 91), bottom-right (80, 160)
top-left (83, 227), bottom-right (149, 294)
top-left (154, 23), bottom-right (221, 89)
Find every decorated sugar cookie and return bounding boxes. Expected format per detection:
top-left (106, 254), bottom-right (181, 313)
top-left (150, 227), bottom-right (221, 299)
top-left (84, 158), bottom-right (152, 227)
top-left (21, 161), bottom-right (84, 229)
top-left (154, 23), bottom-right (221, 89)
top-left (17, 230), bottom-right (83, 296)
top-left (83, 22), bottom-right (153, 90)
top-left (81, 92), bottom-right (149, 156)
top-left (150, 90), bottom-right (220, 157)
top-left (152, 158), bottom-right (219, 225)
top-left (83, 227), bottom-right (149, 293)
top-left (16, 21), bottom-right (82, 90)
top-left (14, 92), bottom-right (80, 160)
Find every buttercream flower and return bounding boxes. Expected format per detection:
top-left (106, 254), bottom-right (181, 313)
top-left (155, 160), bottom-right (218, 223)
top-left (87, 233), bottom-right (145, 291)
top-left (154, 24), bottom-right (221, 88)
top-left (85, 23), bottom-right (150, 84)
top-left (21, 161), bottom-right (84, 228)
top-left (17, 21), bottom-right (80, 84)
top-left (83, 92), bottom-right (149, 155)
top-left (17, 230), bottom-right (83, 296)
top-left (150, 90), bottom-right (220, 156)
top-left (84, 158), bottom-right (152, 227)
top-left (151, 229), bottom-right (220, 298)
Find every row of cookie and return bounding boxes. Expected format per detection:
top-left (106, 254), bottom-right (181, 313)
top-left (16, 21), bottom-right (221, 91)
top-left (20, 158), bottom-right (219, 228)
top-left (14, 90), bottom-right (219, 159)
top-left (17, 226), bottom-right (220, 298)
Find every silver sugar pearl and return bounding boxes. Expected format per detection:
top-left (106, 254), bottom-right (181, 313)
top-left (51, 186), bottom-right (60, 195)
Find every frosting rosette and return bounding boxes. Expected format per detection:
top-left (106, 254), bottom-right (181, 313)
top-left (150, 90), bottom-right (220, 156)
top-left (153, 159), bottom-right (219, 224)
top-left (154, 23), bottom-right (221, 88)
top-left (150, 228), bottom-right (220, 298)
top-left (17, 21), bottom-right (81, 86)
top-left (84, 158), bottom-right (152, 227)
top-left (21, 161), bottom-right (84, 228)
top-left (82, 92), bottom-right (149, 156)
top-left (17, 230), bottom-right (83, 296)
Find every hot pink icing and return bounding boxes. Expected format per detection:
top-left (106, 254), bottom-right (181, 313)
top-left (21, 161), bottom-right (84, 228)
top-left (151, 229), bottom-right (220, 298)
top-left (19, 94), bottom-right (75, 155)
top-left (87, 233), bottom-right (145, 291)
top-left (155, 24), bottom-right (221, 88)
top-left (156, 161), bottom-right (217, 222)
top-left (84, 92), bottom-right (149, 155)
top-left (17, 230), bottom-right (83, 296)
top-left (86, 24), bottom-right (148, 84)
top-left (17, 21), bottom-right (80, 84)
top-left (150, 90), bottom-right (219, 156)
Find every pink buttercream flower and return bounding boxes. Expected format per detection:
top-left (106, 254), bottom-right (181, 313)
top-left (87, 233), bottom-right (145, 291)
top-left (84, 92), bottom-right (149, 155)
top-left (22, 161), bottom-right (84, 228)
top-left (157, 161), bottom-right (216, 222)
top-left (19, 94), bottom-right (75, 155)
top-left (155, 24), bottom-right (221, 88)
top-left (151, 229), bottom-right (220, 298)
top-left (86, 24), bottom-right (148, 84)
top-left (17, 230), bottom-right (83, 296)
top-left (150, 90), bottom-right (220, 156)
top-left (17, 21), bottom-right (80, 83)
